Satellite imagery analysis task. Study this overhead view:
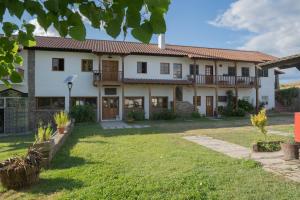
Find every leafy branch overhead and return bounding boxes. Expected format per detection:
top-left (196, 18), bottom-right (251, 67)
top-left (0, 0), bottom-right (170, 85)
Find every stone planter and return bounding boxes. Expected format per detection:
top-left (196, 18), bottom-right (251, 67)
top-left (57, 127), bottom-right (65, 134)
top-left (281, 143), bottom-right (299, 161)
top-left (252, 141), bottom-right (282, 152)
top-left (32, 139), bottom-right (55, 168)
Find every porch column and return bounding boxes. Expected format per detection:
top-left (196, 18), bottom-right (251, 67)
top-left (193, 59), bottom-right (197, 111)
top-left (214, 60), bottom-right (218, 116)
top-left (28, 50), bottom-right (36, 130)
top-left (255, 65), bottom-right (259, 113)
top-left (98, 55), bottom-right (102, 122)
top-left (234, 61), bottom-right (238, 109)
top-left (121, 56), bottom-right (125, 120)
top-left (173, 86), bottom-right (176, 112)
top-left (148, 86), bottom-right (152, 119)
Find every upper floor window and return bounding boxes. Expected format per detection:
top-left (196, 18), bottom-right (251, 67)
top-left (228, 67), bottom-right (236, 76)
top-left (160, 63), bottom-right (170, 74)
top-left (173, 63), bottom-right (182, 78)
top-left (241, 67), bottom-right (250, 77)
top-left (52, 58), bottom-right (64, 71)
top-left (137, 62), bottom-right (147, 73)
top-left (189, 64), bottom-right (199, 75)
top-left (104, 88), bottom-right (117, 95)
top-left (82, 59), bottom-right (93, 72)
top-left (259, 68), bottom-right (268, 77)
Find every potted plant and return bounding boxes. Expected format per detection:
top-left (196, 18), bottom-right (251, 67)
top-left (281, 135), bottom-right (299, 160)
top-left (251, 109), bottom-right (282, 152)
top-left (54, 111), bottom-right (69, 134)
top-left (32, 123), bottom-right (54, 168)
top-left (0, 148), bottom-right (42, 190)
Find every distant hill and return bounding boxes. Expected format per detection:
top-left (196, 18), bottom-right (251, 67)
top-left (281, 82), bottom-right (300, 89)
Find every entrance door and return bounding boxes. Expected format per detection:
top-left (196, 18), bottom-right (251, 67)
top-left (175, 86), bottom-right (183, 101)
top-left (206, 96), bottom-right (214, 116)
top-left (102, 60), bottom-right (119, 81)
top-left (205, 65), bottom-right (214, 84)
top-left (102, 97), bottom-right (119, 120)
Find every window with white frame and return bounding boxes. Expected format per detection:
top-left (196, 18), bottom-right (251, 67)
top-left (160, 63), bottom-right (170, 74)
top-left (261, 96), bottom-right (269, 105)
top-left (173, 63), bottom-right (182, 78)
top-left (242, 96), bottom-right (250, 102)
top-left (137, 62), bottom-right (147, 73)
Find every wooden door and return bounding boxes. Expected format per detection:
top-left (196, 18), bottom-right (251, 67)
top-left (205, 65), bottom-right (214, 84)
top-left (206, 96), bottom-right (214, 116)
top-left (102, 60), bottom-right (118, 81)
top-left (102, 97), bottom-right (119, 120)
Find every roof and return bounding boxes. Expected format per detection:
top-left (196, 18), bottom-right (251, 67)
top-left (258, 53), bottom-right (300, 71)
top-left (28, 36), bottom-right (276, 63)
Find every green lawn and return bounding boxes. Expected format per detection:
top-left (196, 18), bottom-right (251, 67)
top-left (1, 115), bottom-right (299, 199)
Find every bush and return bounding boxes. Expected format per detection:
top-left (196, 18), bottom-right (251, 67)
top-left (54, 111), bottom-right (69, 128)
top-left (127, 110), bottom-right (145, 121)
top-left (232, 108), bottom-right (246, 117)
top-left (151, 110), bottom-right (177, 120)
top-left (255, 141), bottom-right (281, 152)
top-left (251, 109), bottom-right (268, 141)
top-left (191, 111), bottom-right (201, 118)
top-left (238, 99), bottom-right (254, 113)
top-left (70, 105), bottom-right (96, 123)
top-left (276, 87), bottom-right (299, 106)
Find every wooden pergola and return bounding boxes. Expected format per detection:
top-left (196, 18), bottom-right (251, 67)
top-left (258, 54), bottom-right (300, 70)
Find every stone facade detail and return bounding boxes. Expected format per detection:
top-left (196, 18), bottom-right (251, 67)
top-left (175, 101), bottom-right (195, 116)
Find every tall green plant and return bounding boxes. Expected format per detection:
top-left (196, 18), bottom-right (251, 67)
top-left (35, 123), bottom-right (52, 143)
top-left (54, 111), bottom-right (69, 128)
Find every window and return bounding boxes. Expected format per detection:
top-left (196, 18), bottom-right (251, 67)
top-left (104, 88), bottom-right (117, 95)
top-left (228, 67), bottom-right (236, 76)
top-left (152, 97), bottom-right (168, 108)
top-left (173, 63), bottom-right (182, 78)
top-left (137, 62), bottom-right (147, 73)
top-left (242, 96), bottom-right (250, 102)
top-left (241, 67), bottom-right (250, 77)
top-left (218, 96), bottom-right (227, 102)
top-left (71, 97), bottom-right (97, 108)
top-left (259, 68), bottom-right (269, 77)
top-left (52, 58), bottom-right (64, 71)
top-left (189, 64), bottom-right (199, 75)
top-left (193, 96), bottom-right (201, 106)
top-left (160, 63), bottom-right (170, 74)
top-left (81, 59), bottom-right (93, 72)
top-left (261, 96), bottom-right (269, 105)
top-left (124, 97), bottom-right (144, 109)
top-left (36, 97), bottom-right (65, 110)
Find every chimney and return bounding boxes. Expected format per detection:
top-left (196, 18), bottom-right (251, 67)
top-left (158, 34), bottom-right (165, 49)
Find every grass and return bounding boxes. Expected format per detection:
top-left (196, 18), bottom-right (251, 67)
top-left (0, 115), bottom-right (299, 199)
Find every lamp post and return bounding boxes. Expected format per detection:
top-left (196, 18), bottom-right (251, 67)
top-left (67, 81), bottom-right (73, 112)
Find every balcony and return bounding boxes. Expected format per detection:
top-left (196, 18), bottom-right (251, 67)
top-left (93, 70), bottom-right (123, 86)
top-left (192, 75), bottom-right (259, 88)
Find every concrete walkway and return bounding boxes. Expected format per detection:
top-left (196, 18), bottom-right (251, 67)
top-left (268, 130), bottom-right (291, 136)
top-left (101, 121), bottom-right (150, 130)
top-left (184, 136), bottom-right (300, 183)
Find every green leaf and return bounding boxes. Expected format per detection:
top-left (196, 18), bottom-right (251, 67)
top-left (44, 0), bottom-right (59, 13)
top-left (69, 23), bottom-right (86, 41)
top-left (0, 3), bottom-right (5, 22)
top-left (145, 0), bottom-right (170, 12)
top-left (10, 71), bottom-right (22, 83)
top-left (150, 11), bottom-right (166, 34)
top-left (7, 0), bottom-right (24, 19)
top-left (126, 7), bottom-right (141, 28)
top-left (15, 55), bottom-right (23, 65)
top-left (131, 21), bottom-right (153, 43)
top-left (37, 13), bottom-right (52, 31)
top-left (24, 0), bottom-right (44, 16)
top-left (106, 20), bottom-right (122, 38)
top-left (24, 23), bottom-right (36, 34)
top-left (18, 31), bottom-right (37, 47)
top-left (2, 22), bottom-right (18, 37)
top-left (53, 20), bottom-right (68, 37)
top-left (67, 12), bottom-right (82, 26)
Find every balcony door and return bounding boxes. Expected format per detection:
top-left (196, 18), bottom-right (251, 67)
top-left (205, 65), bottom-right (214, 84)
top-left (102, 60), bottom-right (118, 81)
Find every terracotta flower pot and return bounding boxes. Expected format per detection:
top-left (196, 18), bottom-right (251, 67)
top-left (57, 127), bottom-right (65, 134)
top-left (281, 143), bottom-right (299, 161)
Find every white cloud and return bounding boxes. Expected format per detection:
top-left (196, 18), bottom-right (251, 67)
top-left (211, 0), bottom-right (300, 82)
top-left (29, 18), bottom-right (59, 37)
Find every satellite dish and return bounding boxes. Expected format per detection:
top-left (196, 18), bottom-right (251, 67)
top-left (64, 75), bottom-right (78, 84)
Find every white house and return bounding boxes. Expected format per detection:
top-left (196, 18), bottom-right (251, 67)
top-left (0, 35), bottom-right (276, 133)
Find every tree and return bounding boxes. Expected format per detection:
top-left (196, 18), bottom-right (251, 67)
top-left (0, 0), bottom-right (171, 86)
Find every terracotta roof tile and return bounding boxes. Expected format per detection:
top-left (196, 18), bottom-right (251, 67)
top-left (30, 36), bottom-right (276, 63)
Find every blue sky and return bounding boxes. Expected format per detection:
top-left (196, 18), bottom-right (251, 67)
top-left (3, 0), bottom-right (300, 83)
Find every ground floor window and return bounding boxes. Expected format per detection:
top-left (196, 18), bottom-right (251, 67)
top-left (193, 96), bottom-right (201, 106)
top-left (218, 96), bottom-right (227, 103)
top-left (261, 96), bottom-right (269, 105)
top-left (152, 97), bottom-right (168, 109)
top-left (36, 97), bottom-right (65, 110)
top-left (71, 97), bottom-right (97, 108)
top-left (125, 97), bottom-right (144, 109)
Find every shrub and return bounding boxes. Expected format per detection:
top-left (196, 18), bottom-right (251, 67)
top-left (276, 87), bottom-right (299, 106)
top-left (70, 105), bottom-right (96, 123)
top-left (251, 109), bottom-right (268, 140)
top-left (191, 111), bottom-right (201, 118)
top-left (54, 111), bottom-right (69, 128)
top-left (232, 108), bottom-right (246, 117)
top-left (238, 99), bottom-right (254, 113)
top-left (35, 123), bottom-right (53, 143)
top-left (151, 110), bottom-right (177, 120)
top-left (256, 141), bottom-right (281, 152)
top-left (127, 110), bottom-right (145, 121)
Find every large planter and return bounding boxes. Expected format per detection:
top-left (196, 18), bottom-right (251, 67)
top-left (281, 143), bottom-right (299, 161)
top-left (57, 127), bottom-right (65, 134)
top-left (252, 141), bottom-right (282, 152)
top-left (32, 139), bottom-right (55, 168)
top-left (0, 150), bottom-right (42, 190)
